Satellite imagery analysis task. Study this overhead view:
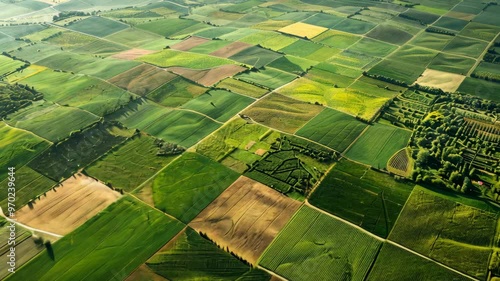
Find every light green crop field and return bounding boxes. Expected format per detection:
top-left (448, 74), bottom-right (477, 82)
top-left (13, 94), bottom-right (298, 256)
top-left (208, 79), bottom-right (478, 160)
top-left (243, 93), bottom-right (324, 134)
top-left (151, 152), bottom-right (239, 223)
top-left (389, 186), bottom-right (498, 280)
top-left (139, 49), bottom-right (236, 69)
top-left (236, 67), bottom-right (297, 90)
top-left (19, 70), bottom-right (132, 116)
top-left (66, 16), bottom-right (129, 37)
top-left (6, 196), bottom-right (185, 281)
top-left (6, 102), bottom-right (99, 142)
top-left (0, 166), bottom-right (56, 210)
top-left (0, 122), bottom-right (51, 181)
top-left (345, 123), bottom-right (412, 168)
top-left (367, 243), bottom-right (471, 281)
top-left (85, 133), bottom-right (175, 192)
top-left (216, 78), bottom-right (268, 98)
top-left (296, 108), bottom-right (367, 152)
top-left (142, 110), bottom-right (221, 148)
top-left (0, 55), bottom-right (25, 76)
top-left (147, 76), bottom-right (208, 107)
top-left (259, 206), bottom-right (382, 281)
top-left (181, 89), bottom-right (254, 122)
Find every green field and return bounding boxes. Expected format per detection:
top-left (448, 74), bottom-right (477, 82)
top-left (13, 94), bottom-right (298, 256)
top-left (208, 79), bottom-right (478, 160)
top-left (109, 98), bottom-right (171, 130)
top-left (146, 76), bottom-right (207, 107)
top-left (433, 16), bottom-right (469, 31)
top-left (267, 55), bottom-right (317, 75)
top-left (139, 49), bottom-right (235, 69)
top-left (20, 70), bottom-right (132, 116)
top-left (366, 24), bottom-right (413, 45)
top-left (457, 77), bottom-right (500, 102)
top-left (71, 39), bottom-right (129, 57)
top-left (196, 118), bottom-right (279, 172)
top-left (303, 13), bottom-right (344, 28)
top-left (181, 89), bottom-right (254, 122)
top-left (236, 67), bottom-right (297, 89)
top-left (332, 18), bottom-right (376, 34)
top-left (151, 152), bottom-right (239, 223)
top-left (368, 59), bottom-right (426, 84)
top-left (6, 102), bottom-right (99, 143)
top-left (309, 159), bottom-right (414, 238)
top-left (442, 36), bottom-right (489, 58)
top-left (389, 186), bottom-right (498, 280)
top-left (367, 243), bottom-right (471, 281)
top-left (387, 44), bottom-right (438, 66)
top-left (427, 53), bottom-right (476, 75)
top-left (142, 110), bottom-right (221, 148)
top-left (0, 122), bottom-right (51, 181)
top-left (145, 227), bottom-right (270, 280)
top-left (67, 16), bottom-right (128, 37)
top-left (0, 167), bottom-right (55, 211)
top-left (6, 196), bottom-right (184, 281)
top-left (105, 28), bottom-right (172, 48)
top-left (137, 18), bottom-right (200, 37)
top-left (216, 78), bottom-right (268, 98)
top-left (0, 55), bottom-right (25, 77)
top-left (296, 108), bottom-right (367, 152)
top-left (347, 38), bottom-right (398, 58)
top-left (228, 45), bottom-right (282, 68)
top-left (85, 133), bottom-right (175, 192)
top-left (409, 31), bottom-right (454, 51)
top-left (243, 93), bottom-right (323, 133)
top-left (345, 124), bottom-right (412, 169)
top-left (312, 30), bottom-right (360, 49)
top-left (28, 122), bottom-right (131, 181)
top-left (35, 52), bottom-right (140, 79)
top-left (460, 22), bottom-right (500, 41)
top-left (259, 206), bottom-right (381, 281)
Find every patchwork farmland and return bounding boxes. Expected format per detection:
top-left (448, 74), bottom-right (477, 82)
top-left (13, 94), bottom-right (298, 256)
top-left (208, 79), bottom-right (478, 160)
top-left (1, 0), bottom-right (499, 280)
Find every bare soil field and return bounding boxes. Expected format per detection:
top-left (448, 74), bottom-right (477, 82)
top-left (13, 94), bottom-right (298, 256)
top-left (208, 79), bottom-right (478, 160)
top-left (189, 176), bottom-right (301, 264)
top-left (15, 173), bottom-right (121, 235)
top-left (210, 41), bottom-right (253, 58)
top-left (171, 36), bottom-right (210, 51)
top-left (111, 48), bottom-right (156, 60)
top-left (169, 64), bottom-right (246, 86)
top-left (109, 64), bottom-right (178, 95)
top-left (415, 68), bottom-right (466, 92)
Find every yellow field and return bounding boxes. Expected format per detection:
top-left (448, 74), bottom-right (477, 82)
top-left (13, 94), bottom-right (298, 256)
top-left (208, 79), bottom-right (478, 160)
top-left (7, 65), bottom-right (47, 83)
top-left (415, 68), bottom-right (466, 93)
top-left (278, 22), bottom-right (328, 39)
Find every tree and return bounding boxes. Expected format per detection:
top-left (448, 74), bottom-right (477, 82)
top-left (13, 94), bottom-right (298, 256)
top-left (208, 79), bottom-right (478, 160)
top-left (461, 177), bottom-right (472, 193)
top-left (416, 149), bottom-right (430, 167)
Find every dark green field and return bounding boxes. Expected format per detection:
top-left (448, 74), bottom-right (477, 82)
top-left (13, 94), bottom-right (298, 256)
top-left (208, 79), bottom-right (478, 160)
top-left (309, 159), bottom-right (414, 238)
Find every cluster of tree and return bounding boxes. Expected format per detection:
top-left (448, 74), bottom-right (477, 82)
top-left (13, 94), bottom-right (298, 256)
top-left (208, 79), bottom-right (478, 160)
top-left (199, 231), bottom-right (253, 267)
top-left (425, 27), bottom-right (455, 36)
top-left (362, 71), bottom-right (409, 87)
top-left (0, 83), bottom-right (43, 118)
top-left (154, 139), bottom-right (186, 156)
top-left (471, 71), bottom-right (500, 83)
top-left (410, 100), bottom-right (499, 199)
top-left (398, 13), bottom-right (426, 26)
top-left (52, 11), bottom-right (90, 22)
top-left (275, 135), bottom-right (337, 163)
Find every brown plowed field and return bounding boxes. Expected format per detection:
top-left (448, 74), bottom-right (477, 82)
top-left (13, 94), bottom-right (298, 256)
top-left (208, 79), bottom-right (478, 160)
top-left (111, 48), bottom-right (155, 60)
top-left (189, 176), bottom-right (300, 264)
top-left (15, 173), bottom-right (121, 235)
top-left (210, 41), bottom-right (253, 58)
top-left (109, 64), bottom-right (178, 95)
top-left (169, 64), bottom-right (246, 86)
top-left (171, 36), bottom-right (210, 51)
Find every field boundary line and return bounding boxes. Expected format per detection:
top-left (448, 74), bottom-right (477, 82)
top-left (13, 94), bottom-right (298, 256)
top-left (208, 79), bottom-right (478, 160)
top-left (386, 240), bottom-right (478, 281)
top-left (305, 200), bottom-right (479, 280)
top-left (340, 124), bottom-right (370, 155)
top-left (0, 211), bottom-right (63, 238)
top-left (467, 32), bottom-right (500, 77)
top-left (1, 121), bottom-right (53, 144)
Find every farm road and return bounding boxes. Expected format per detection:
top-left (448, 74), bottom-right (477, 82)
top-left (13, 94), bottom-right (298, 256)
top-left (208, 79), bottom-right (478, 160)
top-left (304, 201), bottom-right (479, 281)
